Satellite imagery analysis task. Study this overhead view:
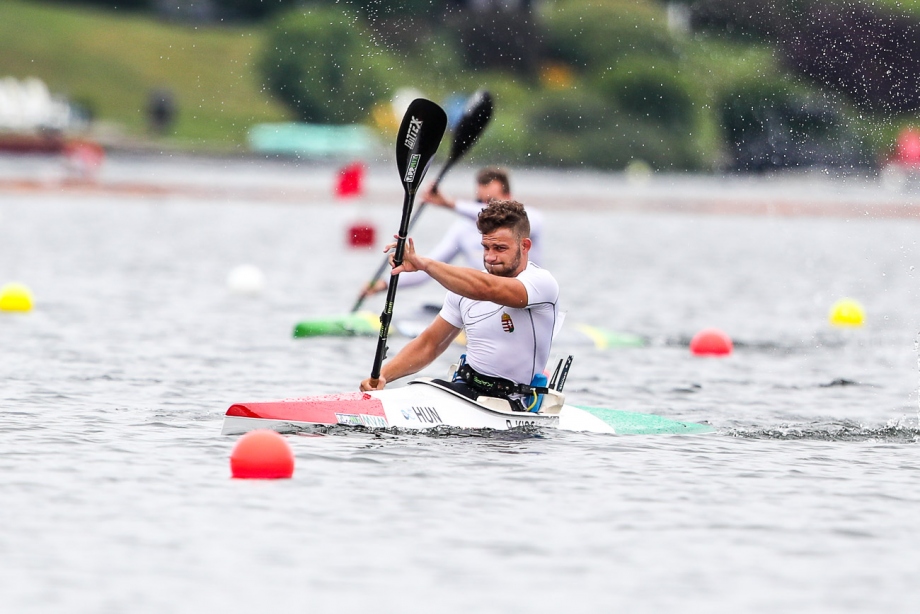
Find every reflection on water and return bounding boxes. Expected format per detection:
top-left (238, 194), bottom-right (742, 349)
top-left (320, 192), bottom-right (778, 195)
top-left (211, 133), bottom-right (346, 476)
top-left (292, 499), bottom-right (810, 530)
top-left (2, 156), bottom-right (920, 612)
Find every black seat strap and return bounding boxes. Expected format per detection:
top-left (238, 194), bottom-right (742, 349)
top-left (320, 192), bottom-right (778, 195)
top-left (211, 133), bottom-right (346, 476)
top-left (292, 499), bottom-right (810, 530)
top-left (457, 364), bottom-right (549, 397)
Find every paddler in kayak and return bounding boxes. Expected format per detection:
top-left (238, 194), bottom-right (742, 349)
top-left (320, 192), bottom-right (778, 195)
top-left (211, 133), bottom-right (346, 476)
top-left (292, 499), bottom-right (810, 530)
top-left (360, 200), bottom-right (560, 412)
top-left (359, 167), bottom-right (544, 297)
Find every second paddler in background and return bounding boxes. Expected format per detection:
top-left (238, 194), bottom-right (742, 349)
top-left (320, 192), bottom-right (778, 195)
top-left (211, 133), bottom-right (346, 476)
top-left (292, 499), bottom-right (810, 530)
top-left (360, 167), bottom-right (545, 297)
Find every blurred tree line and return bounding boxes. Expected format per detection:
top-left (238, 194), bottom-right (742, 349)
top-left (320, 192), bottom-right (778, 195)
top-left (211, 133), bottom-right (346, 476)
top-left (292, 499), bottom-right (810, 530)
top-left (53, 0), bottom-right (920, 171)
top-left (57, 0), bottom-right (295, 20)
top-left (689, 0), bottom-right (920, 113)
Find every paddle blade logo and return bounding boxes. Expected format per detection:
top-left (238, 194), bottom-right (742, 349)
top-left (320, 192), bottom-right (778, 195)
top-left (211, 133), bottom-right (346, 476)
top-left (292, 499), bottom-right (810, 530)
top-left (501, 312), bottom-right (514, 333)
top-left (404, 154), bottom-right (420, 183)
top-left (404, 116), bottom-right (423, 149)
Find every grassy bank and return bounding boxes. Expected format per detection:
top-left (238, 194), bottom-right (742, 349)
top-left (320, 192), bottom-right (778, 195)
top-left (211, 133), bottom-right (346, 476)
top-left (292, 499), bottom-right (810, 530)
top-left (1, 0), bottom-right (906, 165)
top-left (0, 0), bottom-right (290, 148)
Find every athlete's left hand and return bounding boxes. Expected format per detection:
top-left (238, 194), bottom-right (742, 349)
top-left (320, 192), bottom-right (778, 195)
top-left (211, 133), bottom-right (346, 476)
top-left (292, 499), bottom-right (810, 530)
top-left (360, 375), bottom-right (386, 391)
top-left (385, 236), bottom-right (428, 275)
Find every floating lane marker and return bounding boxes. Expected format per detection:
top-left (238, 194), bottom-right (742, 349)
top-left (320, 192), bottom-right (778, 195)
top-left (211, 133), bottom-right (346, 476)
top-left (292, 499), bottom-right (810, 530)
top-left (230, 430), bottom-right (294, 479)
top-left (0, 283), bottom-right (33, 312)
top-left (690, 328), bottom-right (733, 356)
top-left (227, 265), bottom-right (265, 296)
top-left (829, 298), bottom-right (865, 327)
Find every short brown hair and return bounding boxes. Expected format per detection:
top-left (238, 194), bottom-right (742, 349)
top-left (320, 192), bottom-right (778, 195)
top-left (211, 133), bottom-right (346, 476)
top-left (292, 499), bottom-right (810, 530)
top-left (475, 167), bottom-right (511, 194)
top-left (477, 199), bottom-right (530, 240)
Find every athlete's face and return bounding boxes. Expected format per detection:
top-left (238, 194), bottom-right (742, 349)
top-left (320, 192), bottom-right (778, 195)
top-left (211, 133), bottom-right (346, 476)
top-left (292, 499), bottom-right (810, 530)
top-left (475, 179), bottom-right (509, 204)
top-left (482, 227), bottom-right (531, 277)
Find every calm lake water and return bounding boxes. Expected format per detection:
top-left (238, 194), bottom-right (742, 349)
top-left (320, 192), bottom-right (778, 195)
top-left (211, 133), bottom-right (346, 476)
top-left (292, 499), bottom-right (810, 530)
top-left (2, 155), bottom-right (920, 612)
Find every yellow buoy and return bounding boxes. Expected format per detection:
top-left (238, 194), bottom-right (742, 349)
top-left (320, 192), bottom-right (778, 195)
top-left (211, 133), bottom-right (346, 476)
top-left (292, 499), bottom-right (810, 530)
top-left (0, 283), bottom-right (33, 312)
top-left (829, 298), bottom-right (864, 327)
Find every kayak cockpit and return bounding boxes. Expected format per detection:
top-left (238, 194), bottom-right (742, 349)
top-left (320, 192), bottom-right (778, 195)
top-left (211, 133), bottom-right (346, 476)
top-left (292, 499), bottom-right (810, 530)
top-left (407, 378), bottom-right (565, 416)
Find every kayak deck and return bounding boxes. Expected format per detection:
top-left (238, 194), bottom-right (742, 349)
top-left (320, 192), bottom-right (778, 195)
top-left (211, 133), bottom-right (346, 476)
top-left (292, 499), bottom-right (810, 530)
top-left (574, 406), bottom-right (713, 435)
top-left (221, 380), bottom-right (712, 437)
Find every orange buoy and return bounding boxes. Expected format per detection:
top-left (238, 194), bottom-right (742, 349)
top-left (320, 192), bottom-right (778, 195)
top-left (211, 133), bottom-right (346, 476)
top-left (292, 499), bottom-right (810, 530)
top-left (230, 430), bottom-right (294, 479)
top-left (690, 328), bottom-right (733, 356)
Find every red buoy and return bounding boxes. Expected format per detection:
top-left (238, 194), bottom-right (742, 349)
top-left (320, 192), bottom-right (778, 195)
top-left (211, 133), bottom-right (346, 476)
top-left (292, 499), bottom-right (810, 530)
top-left (63, 140), bottom-right (105, 180)
top-left (894, 128), bottom-right (920, 167)
top-left (230, 430), bottom-right (294, 479)
top-left (347, 222), bottom-right (376, 248)
top-left (335, 162), bottom-right (365, 198)
top-left (689, 328), bottom-right (733, 356)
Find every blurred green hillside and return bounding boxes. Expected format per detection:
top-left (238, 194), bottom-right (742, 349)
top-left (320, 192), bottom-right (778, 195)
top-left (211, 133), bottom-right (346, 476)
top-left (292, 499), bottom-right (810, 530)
top-left (3, 0), bottom-right (916, 169)
top-left (0, 0), bottom-right (289, 147)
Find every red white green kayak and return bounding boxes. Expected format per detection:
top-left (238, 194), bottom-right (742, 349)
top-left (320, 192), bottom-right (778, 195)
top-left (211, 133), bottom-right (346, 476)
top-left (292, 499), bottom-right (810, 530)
top-left (221, 379), bottom-right (711, 436)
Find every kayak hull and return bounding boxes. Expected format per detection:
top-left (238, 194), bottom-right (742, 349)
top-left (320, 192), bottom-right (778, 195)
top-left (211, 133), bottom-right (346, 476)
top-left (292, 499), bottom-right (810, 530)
top-left (221, 380), bottom-right (711, 436)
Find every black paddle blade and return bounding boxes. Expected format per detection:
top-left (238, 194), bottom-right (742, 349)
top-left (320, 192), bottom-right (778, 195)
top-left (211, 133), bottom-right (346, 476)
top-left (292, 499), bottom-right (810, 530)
top-left (449, 90), bottom-right (493, 161)
top-left (396, 98), bottom-right (447, 196)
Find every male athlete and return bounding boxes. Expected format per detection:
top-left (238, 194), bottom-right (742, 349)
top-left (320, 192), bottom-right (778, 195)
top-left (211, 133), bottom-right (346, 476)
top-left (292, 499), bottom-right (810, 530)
top-left (359, 167), bottom-right (544, 296)
top-left (360, 200), bottom-right (559, 409)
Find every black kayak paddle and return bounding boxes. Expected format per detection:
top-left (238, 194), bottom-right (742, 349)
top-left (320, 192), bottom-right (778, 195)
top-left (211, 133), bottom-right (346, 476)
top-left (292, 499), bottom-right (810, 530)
top-left (351, 90), bottom-right (493, 313)
top-left (369, 98), bottom-right (447, 387)
top-left (431, 89), bottom-right (494, 189)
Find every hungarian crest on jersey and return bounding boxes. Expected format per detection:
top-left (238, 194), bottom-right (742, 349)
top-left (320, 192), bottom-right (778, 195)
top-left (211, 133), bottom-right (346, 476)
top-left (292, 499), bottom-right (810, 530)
top-left (501, 312), bottom-right (514, 333)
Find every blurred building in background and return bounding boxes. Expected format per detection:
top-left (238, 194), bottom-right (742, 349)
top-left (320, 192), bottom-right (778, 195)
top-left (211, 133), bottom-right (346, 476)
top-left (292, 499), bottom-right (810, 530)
top-left (0, 77), bottom-right (85, 133)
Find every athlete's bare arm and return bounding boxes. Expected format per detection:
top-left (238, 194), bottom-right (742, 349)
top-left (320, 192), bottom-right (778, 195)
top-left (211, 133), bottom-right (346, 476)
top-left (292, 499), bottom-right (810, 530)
top-left (359, 316), bottom-right (460, 391)
top-left (388, 237), bottom-right (529, 308)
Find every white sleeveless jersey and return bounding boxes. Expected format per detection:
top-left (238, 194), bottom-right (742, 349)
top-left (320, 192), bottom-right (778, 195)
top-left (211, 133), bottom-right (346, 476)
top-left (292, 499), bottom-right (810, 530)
top-left (439, 262), bottom-right (559, 386)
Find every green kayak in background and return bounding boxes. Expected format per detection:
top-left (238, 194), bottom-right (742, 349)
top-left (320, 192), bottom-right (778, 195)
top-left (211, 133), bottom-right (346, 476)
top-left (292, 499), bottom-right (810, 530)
top-left (567, 323), bottom-right (647, 349)
top-left (293, 311), bottom-right (381, 338)
top-left (292, 310), bottom-right (647, 349)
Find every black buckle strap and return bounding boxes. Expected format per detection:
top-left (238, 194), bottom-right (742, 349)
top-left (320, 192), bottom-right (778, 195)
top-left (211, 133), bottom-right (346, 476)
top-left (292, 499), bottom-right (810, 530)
top-left (457, 364), bottom-right (549, 397)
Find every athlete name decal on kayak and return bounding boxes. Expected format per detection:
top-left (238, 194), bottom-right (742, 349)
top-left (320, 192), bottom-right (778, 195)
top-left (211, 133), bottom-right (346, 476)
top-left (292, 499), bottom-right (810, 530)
top-left (404, 116), bottom-right (422, 148)
top-left (506, 417), bottom-right (558, 429)
top-left (360, 415), bottom-right (388, 428)
top-left (408, 406), bottom-right (441, 424)
top-left (336, 413), bottom-right (363, 427)
top-left (506, 419), bottom-right (536, 428)
top-left (501, 312), bottom-right (514, 333)
top-left (336, 413), bottom-right (388, 428)
top-left (403, 154), bottom-right (421, 183)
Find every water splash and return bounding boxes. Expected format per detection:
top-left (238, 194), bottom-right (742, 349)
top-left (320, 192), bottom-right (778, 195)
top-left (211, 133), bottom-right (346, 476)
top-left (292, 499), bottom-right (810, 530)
top-left (728, 419), bottom-right (920, 443)
top-left (288, 423), bottom-right (545, 440)
top-left (915, 331), bottom-right (920, 429)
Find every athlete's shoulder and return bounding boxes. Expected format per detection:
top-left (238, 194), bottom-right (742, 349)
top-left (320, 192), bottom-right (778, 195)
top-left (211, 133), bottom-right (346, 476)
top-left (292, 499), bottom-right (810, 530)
top-left (519, 261), bottom-right (556, 280)
top-left (517, 262), bottom-right (559, 299)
